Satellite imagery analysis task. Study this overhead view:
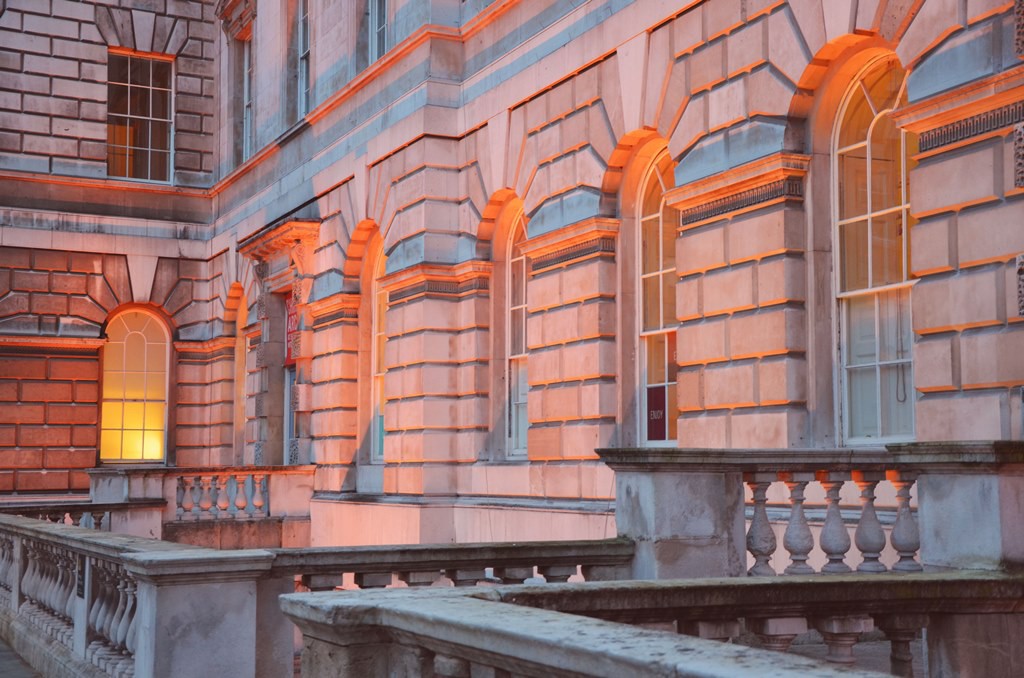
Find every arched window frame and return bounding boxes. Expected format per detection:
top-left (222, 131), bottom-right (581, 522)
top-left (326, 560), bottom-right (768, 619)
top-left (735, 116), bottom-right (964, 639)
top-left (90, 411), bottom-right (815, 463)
top-left (99, 307), bottom-right (171, 463)
top-left (637, 150), bottom-right (679, 446)
top-left (832, 54), bottom-right (916, 445)
top-left (506, 213), bottom-right (529, 457)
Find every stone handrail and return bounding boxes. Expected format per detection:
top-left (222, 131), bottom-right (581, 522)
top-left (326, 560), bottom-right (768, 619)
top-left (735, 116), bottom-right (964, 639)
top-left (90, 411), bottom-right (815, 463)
top-left (269, 537), bottom-right (635, 588)
top-left (0, 500), bottom-right (166, 532)
top-left (596, 441), bottom-right (1024, 578)
top-left (279, 585), bottom-right (884, 677)
top-left (281, 570), bottom-right (1024, 676)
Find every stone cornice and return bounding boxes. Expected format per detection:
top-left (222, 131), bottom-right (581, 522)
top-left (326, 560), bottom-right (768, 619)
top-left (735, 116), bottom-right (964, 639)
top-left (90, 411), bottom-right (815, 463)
top-left (531, 237), bottom-right (616, 273)
top-left (216, 0), bottom-right (256, 40)
top-left (893, 69), bottom-right (1024, 140)
top-left (0, 336), bottom-right (104, 352)
top-left (918, 99), bottom-right (1024, 152)
top-left (518, 217), bottom-right (619, 259)
top-left (174, 336), bottom-right (235, 361)
top-left (385, 261), bottom-right (493, 304)
top-left (237, 219), bottom-right (320, 262)
top-left (664, 153), bottom-right (809, 228)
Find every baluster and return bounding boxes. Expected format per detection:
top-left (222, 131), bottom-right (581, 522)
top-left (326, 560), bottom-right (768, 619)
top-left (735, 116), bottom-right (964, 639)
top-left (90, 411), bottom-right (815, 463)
top-left (493, 567), bottom-right (533, 584)
top-left (180, 476), bottom-right (196, 520)
top-left (198, 475), bottom-right (215, 518)
top-left (444, 569), bottom-right (486, 587)
top-left (817, 472), bottom-right (852, 574)
top-left (538, 565), bottom-right (576, 583)
top-left (215, 475), bottom-right (230, 518)
top-left (64, 554), bottom-right (78, 620)
top-left (100, 512), bottom-right (111, 531)
top-left (106, 576), bottom-right (128, 651)
top-left (780, 473), bottom-right (815, 575)
top-left (80, 511), bottom-right (95, 529)
top-left (852, 472), bottom-right (887, 573)
top-left (875, 613), bottom-right (928, 678)
top-left (813, 616), bottom-right (873, 664)
top-left (234, 474), bottom-right (250, 517)
top-left (175, 476), bottom-right (185, 520)
top-left (252, 474), bottom-right (266, 518)
top-left (21, 543), bottom-right (38, 605)
top-left (124, 577), bottom-right (139, 657)
top-left (888, 471), bottom-right (922, 572)
top-left (745, 473), bottom-right (777, 576)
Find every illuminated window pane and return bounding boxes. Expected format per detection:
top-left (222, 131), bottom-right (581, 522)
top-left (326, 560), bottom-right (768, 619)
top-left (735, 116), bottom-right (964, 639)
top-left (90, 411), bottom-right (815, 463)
top-left (101, 310), bottom-right (168, 462)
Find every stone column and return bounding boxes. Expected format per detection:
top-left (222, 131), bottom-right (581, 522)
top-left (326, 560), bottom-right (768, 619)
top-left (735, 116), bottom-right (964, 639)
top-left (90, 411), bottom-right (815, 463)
top-left (596, 448), bottom-right (746, 578)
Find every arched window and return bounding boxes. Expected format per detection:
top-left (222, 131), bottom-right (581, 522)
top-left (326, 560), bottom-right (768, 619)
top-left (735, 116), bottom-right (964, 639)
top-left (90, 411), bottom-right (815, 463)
top-left (638, 150), bottom-right (678, 445)
top-left (834, 56), bottom-right (916, 443)
top-left (507, 215), bottom-right (528, 456)
top-left (370, 252), bottom-right (388, 461)
top-left (100, 309), bottom-right (170, 462)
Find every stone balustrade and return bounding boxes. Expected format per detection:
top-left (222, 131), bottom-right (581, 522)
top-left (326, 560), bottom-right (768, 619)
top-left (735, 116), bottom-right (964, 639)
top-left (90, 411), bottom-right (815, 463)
top-left (268, 537), bottom-right (635, 590)
top-left (596, 441), bottom-right (1024, 578)
top-left (281, 569), bottom-right (1024, 676)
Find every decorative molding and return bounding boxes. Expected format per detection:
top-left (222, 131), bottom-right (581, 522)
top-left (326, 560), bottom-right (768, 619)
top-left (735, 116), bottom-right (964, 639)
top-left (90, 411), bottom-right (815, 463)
top-left (1017, 254), bottom-right (1024, 317)
top-left (1016, 123), bottom-right (1024, 188)
top-left (216, 0), bottom-right (256, 40)
top-left (389, 278), bottom-right (489, 303)
top-left (238, 219), bottom-right (320, 262)
top-left (679, 179), bottom-right (804, 226)
top-left (665, 153), bottom-right (810, 228)
top-left (530, 237), bottom-right (616, 272)
top-left (919, 101), bottom-right (1024, 152)
top-left (1017, 0), bottom-right (1024, 59)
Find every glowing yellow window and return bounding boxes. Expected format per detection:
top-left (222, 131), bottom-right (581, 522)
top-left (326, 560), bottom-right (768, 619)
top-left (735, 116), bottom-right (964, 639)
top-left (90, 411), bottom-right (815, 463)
top-left (100, 310), bottom-right (169, 462)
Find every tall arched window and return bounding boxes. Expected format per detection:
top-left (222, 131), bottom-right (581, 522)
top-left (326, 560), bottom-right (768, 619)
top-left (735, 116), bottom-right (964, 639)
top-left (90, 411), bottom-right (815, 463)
top-left (100, 309), bottom-right (170, 462)
top-left (370, 252), bottom-right (388, 461)
top-left (639, 150), bottom-right (678, 444)
top-left (834, 56), bottom-right (916, 443)
top-left (507, 216), bottom-right (528, 456)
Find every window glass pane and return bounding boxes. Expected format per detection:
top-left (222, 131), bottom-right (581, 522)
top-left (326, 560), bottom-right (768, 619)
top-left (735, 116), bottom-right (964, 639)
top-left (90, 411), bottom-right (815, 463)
top-left (511, 258), bottom-right (524, 306)
top-left (101, 402), bottom-right (122, 429)
top-left (871, 211), bottom-right (904, 287)
top-left (107, 116), bottom-right (127, 145)
top-left (641, 174), bottom-right (661, 217)
top-left (510, 308), bottom-right (524, 356)
top-left (123, 430), bottom-right (144, 459)
top-left (666, 330), bottom-right (677, 383)
top-left (150, 151), bottom-right (169, 182)
top-left (152, 89), bottom-right (170, 120)
top-left (864, 62), bottom-right (903, 114)
top-left (151, 60), bottom-right (171, 89)
top-left (661, 207), bottom-right (676, 269)
top-left (880, 364), bottom-right (914, 437)
top-left (871, 115), bottom-right (901, 212)
top-left (642, 275), bottom-right (660, 331)
top-left (662, 272), bottom-right (675, 328)
top-left (129, 119), bottom-right (150, 150)
top-left (641, 217), bottom-right (659, 274)
top-left (146, 373), bottom-right (166, 400)
top-left (840, 220), bottom-right (869, 292)
top-left (878, 288), bottom-right (912, 362)
top-left (129, 57), bottom-right (150, 85)
top-left (103, 372), bottom-right (123, 400)
top-left (846, 366), bottom-right (878, 438)
top-left (100, 430), bottom-right (122, 460)
top-left (845, 295), bottom-right (876, 366)
top-left (123, 402), bottom-right (144, 430)
top-left (107, 148), bottom-right (128, 177)
top-left (109, 85), bottom-right (128, 115)
top-left (143, 430), bottom-right (164, 460)
top-left (839, 90), bottom-right (873, 147)
top-left (666, 382), bottom-right (678, 442)
top-left (838, 149), bottom-right (868, 219)
top-left (129, 87), bottom-right (150, 117)
top-left (646, 333), bottom-right (666, 385)
top-left (144, 403), bottom-right (165, 430)
top-left (109, 55), bottom-right (129, 83)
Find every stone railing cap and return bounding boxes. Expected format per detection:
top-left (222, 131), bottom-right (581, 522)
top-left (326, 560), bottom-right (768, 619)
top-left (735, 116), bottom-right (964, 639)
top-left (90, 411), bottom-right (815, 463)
top-left (121, 549), bottom-right (276, 583)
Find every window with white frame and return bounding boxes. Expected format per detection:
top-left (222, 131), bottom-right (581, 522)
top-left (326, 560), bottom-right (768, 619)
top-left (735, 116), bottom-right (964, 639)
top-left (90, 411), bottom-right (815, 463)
top-left (242, 37), bottom-right (255, 160)
top-left (834, 56), bottom-right (916, 443)
top-left (297, 0), bottom-right (311, 117)
top-left (507, 217), bottom-right (529, 456)
top-left (100, 309), bottom-right (170, 462)
top-left (638, 151), bottom-right (678, 445)
top-left (369, 0), bottom-right (388, 63)
top-left (107, 53), bottom-right (172, 182)
top-left (370, 254), bottom-right (388, 462)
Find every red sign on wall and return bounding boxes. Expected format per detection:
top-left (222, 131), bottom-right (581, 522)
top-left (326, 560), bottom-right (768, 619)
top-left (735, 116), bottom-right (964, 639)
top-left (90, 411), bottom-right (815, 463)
top-left (647, 385), bottom-right (666, 441)
top-left (285, 297), bottom-right (298, 366)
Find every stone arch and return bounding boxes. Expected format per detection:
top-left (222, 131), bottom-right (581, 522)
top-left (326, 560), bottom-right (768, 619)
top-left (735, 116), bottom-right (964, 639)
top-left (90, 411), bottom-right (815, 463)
top-left (342, 219), bottom-right (384, 286)
top-left (475, 188), bottom-right (520, 261)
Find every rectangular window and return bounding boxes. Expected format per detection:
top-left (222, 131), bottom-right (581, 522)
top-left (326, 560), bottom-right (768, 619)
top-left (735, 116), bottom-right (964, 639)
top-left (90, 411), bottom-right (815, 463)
top-left (242, 38), bottom-right (255, 160)
top-left (107, 53), bottom-right (172, 182)
top-left (297, 0), bottom-right (311, 117)
top-left (369, 0), bottom-right (388, 63)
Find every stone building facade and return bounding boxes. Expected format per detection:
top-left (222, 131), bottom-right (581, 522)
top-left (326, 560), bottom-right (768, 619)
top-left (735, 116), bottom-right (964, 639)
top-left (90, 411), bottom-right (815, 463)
top-left (0, 0), bottom-right (1021, 545)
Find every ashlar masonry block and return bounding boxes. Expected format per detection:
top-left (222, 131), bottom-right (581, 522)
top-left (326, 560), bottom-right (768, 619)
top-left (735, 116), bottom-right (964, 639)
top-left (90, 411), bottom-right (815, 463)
top-left (960, 329), bottom-right (1024, 388)
top-left (728, 307), bottom-right (806, 359)
top-left (913, 267), bottom-right (1003, 333)
top-left (703, 361), bottom-right (756, 409)
top-left (702, 263), bottom-right (755, 316)
top-left (912, 141), bottom-right (1000, 217)
top-left (915, 335), bottom-right (957, 392)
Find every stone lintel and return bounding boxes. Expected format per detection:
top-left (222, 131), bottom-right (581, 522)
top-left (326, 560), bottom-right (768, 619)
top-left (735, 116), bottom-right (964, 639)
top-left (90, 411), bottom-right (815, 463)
top-left (384, 260), bottom-right (492, 304)
top-left (516, 216), bottom-right (619, 260)
top-left (237, 218), bottom-right (320, 262)
top-left (663, 152), bottom-right (809, 228)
